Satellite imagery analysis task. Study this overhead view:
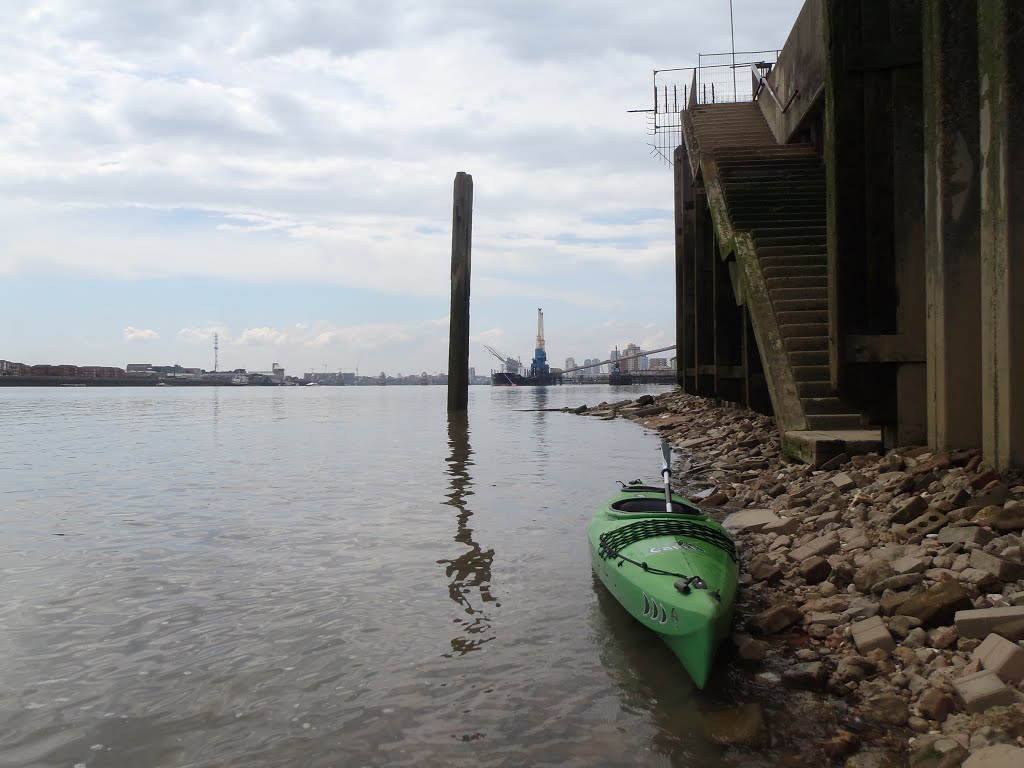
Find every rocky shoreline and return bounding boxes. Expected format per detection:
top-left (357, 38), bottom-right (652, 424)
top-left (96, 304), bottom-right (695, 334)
top-left (567, 389), bottom-right (1024, 767)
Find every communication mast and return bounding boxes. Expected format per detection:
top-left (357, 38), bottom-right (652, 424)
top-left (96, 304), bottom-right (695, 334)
top-left (214, 333), bottom-right (219, 373)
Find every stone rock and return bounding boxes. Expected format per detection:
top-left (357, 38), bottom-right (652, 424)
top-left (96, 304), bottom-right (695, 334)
top-left (763, 515), bottom-right (801, 535)
top-left (889, 615), bottom-right (923, 640)
top-left (908, 734), bottom-right (968, 768)
top-left (701, 702), bottom-right (767, 747)
top-left (960, 568), bottom-right (1000, 590)
top-left (800, 555), bottom-right (833, 583)
top-left (635, 394), bottom-right (655, 407)
top-left (790, 534), bottom-right (841, 562)
top-left (845, 598), bottom-right (881, 622)
top-left (897, 581), bottom-right (973, 628)
top-left (873, 573), bottom-right (926, 594)
top-left (880, 590), bottom-right (915, 617)
top-left (855, 560), bottom-right (896, 592)
top-left (918, 688), bottom-right (956, 723)
top-left (836, 656), bottom-right (876, 683)
top-left (750, 561), bottom-right (784, 583)
top-left (972, 504), bottom-right (1024, 532)
top-left (722, 508), bottom-right (781, 533)
top-left (969, 726), bottom-right (1013, 753)
top-left (822, 730), bottom-right (860, 760)
top-left (927, 627), bottom-right (957, 651)
top-left (892, 554), bottom-right (930, 575)
top-left (862, 693), bottom-right (910, 726)
top-left (969, 549), bottom-right (1024, 582)
top-left (804, 611), bottom-right (843, 627)
top-left (962, 745), bottom-right (1024, 768)
top-left (733, 634), bottom-right (770, 662)
top-left (845, 748), bottom-right (906, 768)
top-left (782, 661), bottom-right (828, 690)
top-left (754, 603), bottom-right (803, 635)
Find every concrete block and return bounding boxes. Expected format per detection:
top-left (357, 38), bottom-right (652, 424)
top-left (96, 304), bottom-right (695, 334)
top-left (953, 669), bottom-right (1015, 714)
top-left (937, 526), bottom-right (996, 546)
top-left (762, 516), bottom-right (801, 535)
top-left (851, 615), bottom-right (895, 655)
top-left (890, 554), bottom-right (929, 575)
top-left (893, 510), bottom-right (949, 543)
top-left (969, 549), bottom-right (1024, 582)
top-left (962, 744), bottom-right (1024, 768)
top-left (831, 472), bottom-right (856, 492)
top-left (789, 534), bottom-right (840, 562)
top-left (955, 606), bottom-right (1024, 639)
top-left (972, 633), bottom-right (1024, 683)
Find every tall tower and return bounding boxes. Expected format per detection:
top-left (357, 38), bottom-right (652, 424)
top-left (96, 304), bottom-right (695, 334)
top-left (530, 307), bottom-right (549, 378)
top-left (214, 333), bottom-right (219, 373)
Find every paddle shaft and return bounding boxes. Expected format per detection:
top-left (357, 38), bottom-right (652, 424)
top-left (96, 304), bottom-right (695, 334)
top-left (661, 441), bottom-right (673, 513)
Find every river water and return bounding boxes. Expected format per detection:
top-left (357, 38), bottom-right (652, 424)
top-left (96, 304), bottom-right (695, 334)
top-left (1, 385), bottom-right (786, 768)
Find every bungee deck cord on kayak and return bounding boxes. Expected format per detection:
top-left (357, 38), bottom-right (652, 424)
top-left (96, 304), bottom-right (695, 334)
top-left (596, 517), bottom-right (739, 564)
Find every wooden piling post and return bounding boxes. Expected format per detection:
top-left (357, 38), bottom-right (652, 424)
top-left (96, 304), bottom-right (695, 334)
top-left (447, 172), bottom-right (473, 412)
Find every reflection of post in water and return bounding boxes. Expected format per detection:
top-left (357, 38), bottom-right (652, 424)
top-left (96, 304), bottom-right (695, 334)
top-left (437, 411), bottom-right (496, 656)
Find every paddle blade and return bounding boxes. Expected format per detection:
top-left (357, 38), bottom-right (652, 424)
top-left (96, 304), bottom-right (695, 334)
top-left (661, 440), bottom-right (672, 471)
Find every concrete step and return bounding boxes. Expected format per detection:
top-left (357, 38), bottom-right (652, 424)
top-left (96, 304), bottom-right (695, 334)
top-left (770, 286), bottom-right (828, 302)
top-left (759, 254), bottom-right (827, 269)
top-left (762, 265), bottom-right (827, 281)
top-left (773, 296), bottom-right (828, 312)
top-left (798, 380), bottom-right (834, 398)
top-left (784, 335), bottom-right (828, 352)
top-left (806, 413), bottom-right (865, 430)
top-left (753, 234), bottom-right (827, 248)
top-left (793, 364), bottom-right (830, 382)
top-left (751, 226), bottom-right (826, 239)
top-left (765, 275), bottom-right (827, 290)
top-left (776, 308), bottom-right (828, 325)
top-left (790, 349), bottom-right (830, 367)
top-left (734, 216), bottom-right (827, 229)
top-left (755, 245), bottom-right (827, 257)
top-left (802, 396), bottom-right (850, 414)
top-left (779, 321), bottom-right (828, 338)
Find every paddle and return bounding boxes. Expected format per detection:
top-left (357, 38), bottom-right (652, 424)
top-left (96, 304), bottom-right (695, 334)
top-left (661, 440), bottom-right (673, 513)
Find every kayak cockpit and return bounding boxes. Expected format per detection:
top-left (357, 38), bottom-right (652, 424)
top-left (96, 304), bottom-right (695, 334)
top-left (610, 497), bottom-right (703, 515)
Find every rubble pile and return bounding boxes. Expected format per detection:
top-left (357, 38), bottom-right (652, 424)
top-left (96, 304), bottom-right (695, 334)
top-left (567, 389), bottom-right (1024, 766)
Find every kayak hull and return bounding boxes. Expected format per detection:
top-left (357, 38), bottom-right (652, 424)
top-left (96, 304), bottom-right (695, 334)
top-left (588, 486), bottom-right (739, 689)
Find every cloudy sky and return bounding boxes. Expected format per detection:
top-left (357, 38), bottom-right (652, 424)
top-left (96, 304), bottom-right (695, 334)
top-left (0, 0), bottom-right (803, 376)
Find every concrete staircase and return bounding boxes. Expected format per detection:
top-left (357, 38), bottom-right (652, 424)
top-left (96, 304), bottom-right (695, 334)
top-left (685, 103), bottom-right (868, 438)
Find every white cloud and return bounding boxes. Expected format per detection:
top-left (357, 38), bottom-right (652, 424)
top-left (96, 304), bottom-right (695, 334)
top-left (178, 325), bottom-right (228, 342)
top-left (123, 326), bottom-right (159, 342)
top-left (235, 326), bottom-right (290, 346)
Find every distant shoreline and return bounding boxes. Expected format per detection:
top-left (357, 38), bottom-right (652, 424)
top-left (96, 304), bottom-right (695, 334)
top-left (0, 376), bottom-right (269, 387)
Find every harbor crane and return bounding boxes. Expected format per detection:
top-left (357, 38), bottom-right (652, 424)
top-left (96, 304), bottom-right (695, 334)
top-left (483, 344), bottom-right (523, 375)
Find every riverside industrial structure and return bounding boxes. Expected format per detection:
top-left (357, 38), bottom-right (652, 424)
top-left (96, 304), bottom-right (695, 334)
top-left (0, 359), bottom-right (487, 387)
top-left (665, 0), bottom-right (1023, 470)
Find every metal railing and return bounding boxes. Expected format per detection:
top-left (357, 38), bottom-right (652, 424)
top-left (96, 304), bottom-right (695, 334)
top-left (751, 63), bottom-right (799, 113)
top-left (632, 50), bottom-right (780, 166)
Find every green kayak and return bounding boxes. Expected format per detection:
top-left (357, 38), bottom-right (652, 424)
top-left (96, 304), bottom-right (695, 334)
top-left (588, 474), bottom-right (739, 689)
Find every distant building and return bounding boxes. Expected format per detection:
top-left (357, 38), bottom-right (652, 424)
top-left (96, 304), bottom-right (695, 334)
top-left (565, 357), bottom-right (576, 371)
top-left (126, 363), bottom-right (152, 372)
top-left (622, 343), bottom-right (642, 372)
top-left (0, 360), bottom-right (28, 375)
top-left (650, 357), bottom-right (669, 370)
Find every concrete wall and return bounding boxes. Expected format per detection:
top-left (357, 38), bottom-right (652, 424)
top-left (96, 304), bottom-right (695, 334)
top-left (757, 0), bottom-right (825, 145)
